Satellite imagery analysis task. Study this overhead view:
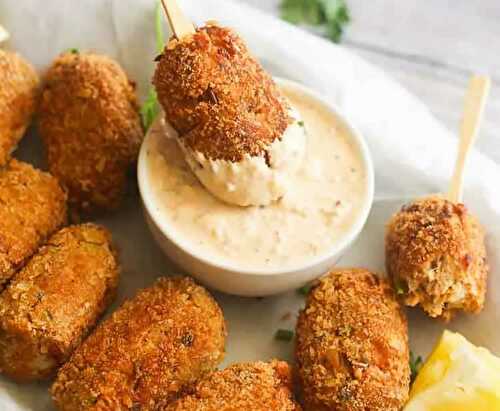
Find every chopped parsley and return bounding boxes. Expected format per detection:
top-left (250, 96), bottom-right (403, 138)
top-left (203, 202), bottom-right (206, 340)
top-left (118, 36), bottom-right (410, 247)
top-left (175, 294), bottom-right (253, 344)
top-left (296, 284), bottom-right (312, 296)
top-left (280, 0), bottom-right (351, 43)
top-left (394, 280), bottom-right (407, 296)
top-left (67, 48), bottom-right (79, 54)
top-left (298, 120), bottom-right (305, 127)
top-left (141, 1), bottom-right (165, 132)
top-left (275, 329), bottom-right (294, 341)
top-left (410, 351), bottom-right (423, 384)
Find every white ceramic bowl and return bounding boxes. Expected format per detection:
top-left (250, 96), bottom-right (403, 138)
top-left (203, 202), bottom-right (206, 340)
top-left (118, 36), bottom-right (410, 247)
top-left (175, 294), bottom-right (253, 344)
top-left (138, 78), bottom-right (374, 296)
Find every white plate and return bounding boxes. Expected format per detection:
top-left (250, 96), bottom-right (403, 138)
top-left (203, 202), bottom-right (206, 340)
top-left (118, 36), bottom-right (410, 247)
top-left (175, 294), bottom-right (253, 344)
top-left (1, 0), bottom-right (500, 409)
top-left (1, 196), bottom-right (498, 410)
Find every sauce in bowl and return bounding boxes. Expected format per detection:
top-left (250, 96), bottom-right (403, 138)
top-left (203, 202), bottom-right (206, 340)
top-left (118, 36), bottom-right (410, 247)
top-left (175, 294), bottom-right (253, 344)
top-left (142, 81), bottom-right (370, 271)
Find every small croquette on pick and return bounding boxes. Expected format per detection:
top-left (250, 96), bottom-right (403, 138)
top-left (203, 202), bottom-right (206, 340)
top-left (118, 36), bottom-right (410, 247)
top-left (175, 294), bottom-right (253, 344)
top-left (0, 159), bottom-right (67, 289)
top-left (385, 196), bottom-right (488, 321)
top-left (295, 268), bottom-right (410, 411)
top-left (0, 50), bottom-right (39, 166)
top-left (38, 51), bottom-right (143, 213)
top-left (51, 276), bottom-right (226, 411)
top-left (0, 224), bottom-right (119, 382)
top-left (163, 360), bottom-right (302, 411)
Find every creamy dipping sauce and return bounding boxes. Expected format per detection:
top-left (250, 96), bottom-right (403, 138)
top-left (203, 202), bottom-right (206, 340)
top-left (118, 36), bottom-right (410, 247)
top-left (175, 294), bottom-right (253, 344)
top-left (144, 85), bottom-right (368, 270)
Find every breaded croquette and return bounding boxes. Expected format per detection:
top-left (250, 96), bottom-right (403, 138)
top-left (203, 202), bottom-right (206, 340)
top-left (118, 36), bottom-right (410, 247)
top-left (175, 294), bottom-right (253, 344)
top-left (51, 276), bottom-right (226, 411)
top-left (38, 52), bottom-right (143, 213)
top-left (0, 224), bottom-right (119, 382)
top-left (163, 361), bottom-right (302, 411)
top-left (153, 23), bottom-right (290, 163)
top-left (385, 196), bottom-right (488, 321)
top-left (0, 50), bottom-right (39, 166)
top-left (295, 268), bottom-right (410, 411)
top-left (0, 159), bottom-right (67, 288)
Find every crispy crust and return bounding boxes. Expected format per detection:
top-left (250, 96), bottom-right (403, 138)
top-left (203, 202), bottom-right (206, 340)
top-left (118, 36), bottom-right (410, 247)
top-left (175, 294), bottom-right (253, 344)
top-left (385, 196), bottom-right (488, 321)
top-left (51, 276), bottom-right (227, 411)
top-left (0, 224), bottom-right (119, 382)
top-left (0, 159), bottom-right (67, 288)
top-left (38, 52), bottom-right (143, 213)
top-left (153, 23), bottom-right (290, 162)
top-left (163, 361), bottom-right (302, 411)
top-left (0, 50), bottom-right (39, 166)
top-left (295, 268), bottom-right (410, 411)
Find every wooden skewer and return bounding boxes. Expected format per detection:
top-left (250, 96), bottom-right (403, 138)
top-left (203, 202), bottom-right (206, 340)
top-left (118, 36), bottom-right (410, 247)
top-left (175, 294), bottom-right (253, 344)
top-left (160, 0), bottom-right (195, 39)
top-left (447, 75), bottom-right (491, 203)
top-left (0, 25), bottom-right (10, 44)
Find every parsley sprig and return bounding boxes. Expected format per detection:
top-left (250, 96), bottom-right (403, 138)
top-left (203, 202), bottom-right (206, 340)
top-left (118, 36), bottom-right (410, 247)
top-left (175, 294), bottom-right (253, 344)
top-left (280, 0), bottom-right (351, 43)
top-left (140, 2), bottom-right (165, 132)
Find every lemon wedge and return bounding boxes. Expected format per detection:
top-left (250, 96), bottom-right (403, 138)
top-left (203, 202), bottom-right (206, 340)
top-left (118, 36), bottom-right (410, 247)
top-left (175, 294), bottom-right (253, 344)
top-left (404, 330), bottom-right (500, 411)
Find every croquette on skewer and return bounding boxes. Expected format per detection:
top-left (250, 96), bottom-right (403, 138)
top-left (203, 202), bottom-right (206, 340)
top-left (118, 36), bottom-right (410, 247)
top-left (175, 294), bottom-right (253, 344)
top-left (385, 196), bottom-right (488, 322)
top-left (295, 268), bottom-right (410, 411)
top-left (153, 23), bottom-right (306, 207)
top-left (0, 224), bottom-right (119, 382)
top-left (0, 50), bottom-right (39, 166)
top-left (51, 276), bottom-right (226, 411)
top-left (38, 52), bottom-right (143, 213)
top-left (154, 23), bottom-right (289, 163)
top-left (0, 159), bottom-right (67, 289)
top-left (162, 361), bottom-right (302, 411)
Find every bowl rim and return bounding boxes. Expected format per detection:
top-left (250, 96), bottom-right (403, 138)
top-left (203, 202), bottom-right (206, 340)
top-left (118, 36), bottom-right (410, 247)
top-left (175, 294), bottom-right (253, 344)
top-left (137, 77), bottom-right (375, 277)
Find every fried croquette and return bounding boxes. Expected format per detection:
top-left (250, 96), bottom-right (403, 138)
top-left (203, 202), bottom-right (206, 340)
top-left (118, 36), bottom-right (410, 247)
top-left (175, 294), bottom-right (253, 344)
top-left (0, 159), bottom-right (67, 288)
top-left (51, 276), bottom-right (226, 411)
top-left (38, 52), bottom-right (143, 213)
top-left (0, 224), bottom-right (119, 382)
top-left (153, 23), bottom-right (290, 163)
top-left (295, 268), bottom-right (410, 411)
top-left (163, 361), bottom-right (302, 411)
top-left (0, 50), bottom-right (39, 166)
top-left (385, 196), bottom-right (488, 321)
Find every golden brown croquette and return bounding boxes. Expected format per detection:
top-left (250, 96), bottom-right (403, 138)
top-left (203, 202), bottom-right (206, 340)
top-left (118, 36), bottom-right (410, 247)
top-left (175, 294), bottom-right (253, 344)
top-left (0, 50), bottom-right (39, 166)
top-left (153, 23), bottom-right (290, 163)
top-left (0, 159), bottom-right (67, 288)
top-left (51, 276), bottom-right (226, 411)
top-left (385, 196), bottom-right (488, 321)
top-left (38, 52), bottom-right (143, 213)
top-left (163, 361), bottom-right (301, 411)
top-left (0, 224), bottom-right (119, 382)
top-left (295, 268), bottom-right (410, 411)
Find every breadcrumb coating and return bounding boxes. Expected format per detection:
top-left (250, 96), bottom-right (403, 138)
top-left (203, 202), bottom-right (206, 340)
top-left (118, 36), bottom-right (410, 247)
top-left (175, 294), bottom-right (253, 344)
top-left (51, 276), bottom-right (226, 411)
top-left (0, 224), bottom-right (119, 382)
top-left (0, 159), bottom-right (67, 288)
top-left (295, 268), bottom-right (410, 411)
top-left (153, 23), bottom-right (290, 162)
top-left (163, 361), bottom-right (301, 411)
top-left (38, 52), bottom-right (143, 213)
top-left (385, 196), bottom-right (488, 321)
top-left (0, 50), bottom-right (39, 166)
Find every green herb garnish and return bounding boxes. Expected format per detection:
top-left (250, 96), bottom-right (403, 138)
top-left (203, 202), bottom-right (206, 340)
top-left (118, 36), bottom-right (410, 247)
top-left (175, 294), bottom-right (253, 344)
top-left (280, 0), bottom-right (351, 43)
top-left (410, 351), bottom-right (423, 384)
top-left (297, 284), bottom-right (311, 296)
top-left (67, 48), bottom-right (79, 54)
top-left (275, 329), bottom-right (294, 342)
top-left (140, 89), bottom-right (161, 132)
top-left (141, 1), bottom-right (165, 132)
top-left (298, 120), bottom-right (305, 127)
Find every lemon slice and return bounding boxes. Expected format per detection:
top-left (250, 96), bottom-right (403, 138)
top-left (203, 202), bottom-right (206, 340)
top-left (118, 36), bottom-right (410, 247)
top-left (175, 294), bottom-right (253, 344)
top-left (0, 25), bottom-right (9, 43)
top-left (404, 330), bottom-right (500, 411)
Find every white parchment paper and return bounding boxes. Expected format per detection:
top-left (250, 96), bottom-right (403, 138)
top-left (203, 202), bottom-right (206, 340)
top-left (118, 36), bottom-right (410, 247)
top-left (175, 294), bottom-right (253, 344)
top-left (0, 0), bottom-right (499, 409)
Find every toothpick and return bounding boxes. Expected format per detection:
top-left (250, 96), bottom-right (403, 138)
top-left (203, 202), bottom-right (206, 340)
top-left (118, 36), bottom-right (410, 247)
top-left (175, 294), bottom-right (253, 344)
top-left (447, 75), bottom-right (491, 203)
